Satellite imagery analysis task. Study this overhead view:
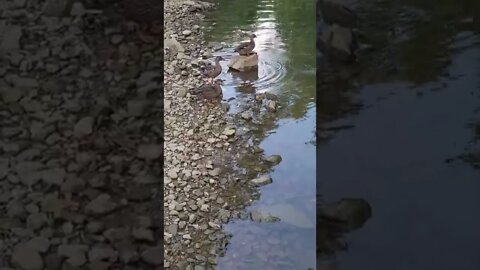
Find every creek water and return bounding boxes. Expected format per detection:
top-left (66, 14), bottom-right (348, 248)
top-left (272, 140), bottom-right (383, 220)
top-left (318, 0), bottom-right (480, 269)
top-left (203, 0), bottom-right (316, 269)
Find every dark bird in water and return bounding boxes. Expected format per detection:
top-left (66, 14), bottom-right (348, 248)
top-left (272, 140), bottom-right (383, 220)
top-left (234, 34), bottom-right (257, 56)
top-left (200, 56), bottom-right (224, 84)
top-left (190, 79), bottom-right (224, 104)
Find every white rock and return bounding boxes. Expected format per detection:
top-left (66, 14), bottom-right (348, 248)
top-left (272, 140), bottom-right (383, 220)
top-left (228, 54), bottom-right (258, 71)
top-left (251, 175), bottom-right (272, 186)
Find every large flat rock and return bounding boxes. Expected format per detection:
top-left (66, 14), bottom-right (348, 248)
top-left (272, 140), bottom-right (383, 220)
top-left (228, 53), bottom-right (258, 71)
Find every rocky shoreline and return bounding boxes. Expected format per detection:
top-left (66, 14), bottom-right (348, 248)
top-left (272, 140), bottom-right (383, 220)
top-left (0, 0), bottom-right (164, 269)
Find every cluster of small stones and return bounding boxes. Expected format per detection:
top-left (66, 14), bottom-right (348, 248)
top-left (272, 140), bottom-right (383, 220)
top-left (163, 0), bottom-right (273, 269)
top-left (0, 0), bottom-right (163, 269)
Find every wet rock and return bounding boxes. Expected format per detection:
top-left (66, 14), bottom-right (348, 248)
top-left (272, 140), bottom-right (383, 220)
top-left (12, 244), bottom-right (44, 270)
top-left (85, 194), bottom-right (118, 216)
top-left (260, 203), bottom-right (314, 228)
top-left (265, 92), bottom-right (278, 100)
top-left (265, 155), bottom-right (282, 165)
top-left (250, 210), bottom-right (279, 223)
top-left (141, 246), bottom-right (163, 265)
top-left (250, 175), bottom-right (272, 186)
top-left (320, 198), bottom-right (372, 233)
top-left (57, 244), bottom-right (88, 267)
top-left (266, 100), bottom-right (277, 111)
top-left (228, 54), bottom-right (258, 71)
top-left (240, 111), bottom-right (253, 120)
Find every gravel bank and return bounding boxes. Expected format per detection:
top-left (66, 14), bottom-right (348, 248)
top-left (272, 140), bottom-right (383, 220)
top-left (0, 0), bottom-right (162, 269)
top-left (163, 0), bottom-right (280, 269)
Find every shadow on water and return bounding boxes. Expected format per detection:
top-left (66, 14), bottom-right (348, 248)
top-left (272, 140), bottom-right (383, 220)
top-left (203, 0), bottom-right (315, 269)
top-left (318, 0), bottom-right (480, 269)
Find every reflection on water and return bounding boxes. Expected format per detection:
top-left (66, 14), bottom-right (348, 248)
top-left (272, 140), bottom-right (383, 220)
top-left (318, 0), bottom-right (480, 269)
top-left (204, 0), bottom-right (315, 269)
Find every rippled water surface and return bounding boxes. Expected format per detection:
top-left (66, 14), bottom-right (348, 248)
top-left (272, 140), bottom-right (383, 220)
top-left (318, 0), bottom-right (480, 269)
top-left (203, 0), bottom-right (316, 269)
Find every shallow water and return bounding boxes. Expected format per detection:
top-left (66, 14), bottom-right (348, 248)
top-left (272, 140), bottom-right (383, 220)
top-left (203, 0), bottom-right (316, 269)
top-left (318, 0), bottom-right (480, 269)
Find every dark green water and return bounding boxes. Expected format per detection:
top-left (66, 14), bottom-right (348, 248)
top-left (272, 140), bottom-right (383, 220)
top-left (318, 0), bottom-right (480, 269)
top-left (204, 0), bottom-right (316, 269)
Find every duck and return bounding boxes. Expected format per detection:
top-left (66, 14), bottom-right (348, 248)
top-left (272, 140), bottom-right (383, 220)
top-left (200, 56), bottom-right (223, 84)
top-left (190, 79), bottom-right (224, 103)
top-left (234, 34), bottom-right (257, 56)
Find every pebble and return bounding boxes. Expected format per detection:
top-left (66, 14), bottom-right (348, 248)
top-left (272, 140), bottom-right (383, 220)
top-left (167, 169), bottom-right (178, 179)
top-left (1, 26), bottom-right (22, 50)
top-left (26, 237), bottom-right (50, 253)
top-left (88, 246), bottom-right (118, 262)
top-left (26, 213), bottom-right (48, 230)
top-left (241, 111), bottom-right (253, 120)
top-left (132, 228), bottom-right (155, 242)
top-left (141, 246), bottom-right (163, 265)
top-left (251, 175), bottom-right (273, 186)
top-left (12, 244), bottom-right (43, 270)
top-left (222, 127), bottom-right (236, 136)
top-left (265, 154), bottom-right (282, 165)
top-left (267, 100), bottom-right (277, 111)
top-left (74, 117), bottom-right (94, 137)
top-left (85, 194), bottom-right (118, 216)
top-left (57, 244), bottom-right (88, 267)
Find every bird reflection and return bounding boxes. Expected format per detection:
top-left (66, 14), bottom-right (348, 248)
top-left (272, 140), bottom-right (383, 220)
top-left (229, 68), bottom-right (259, 94)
